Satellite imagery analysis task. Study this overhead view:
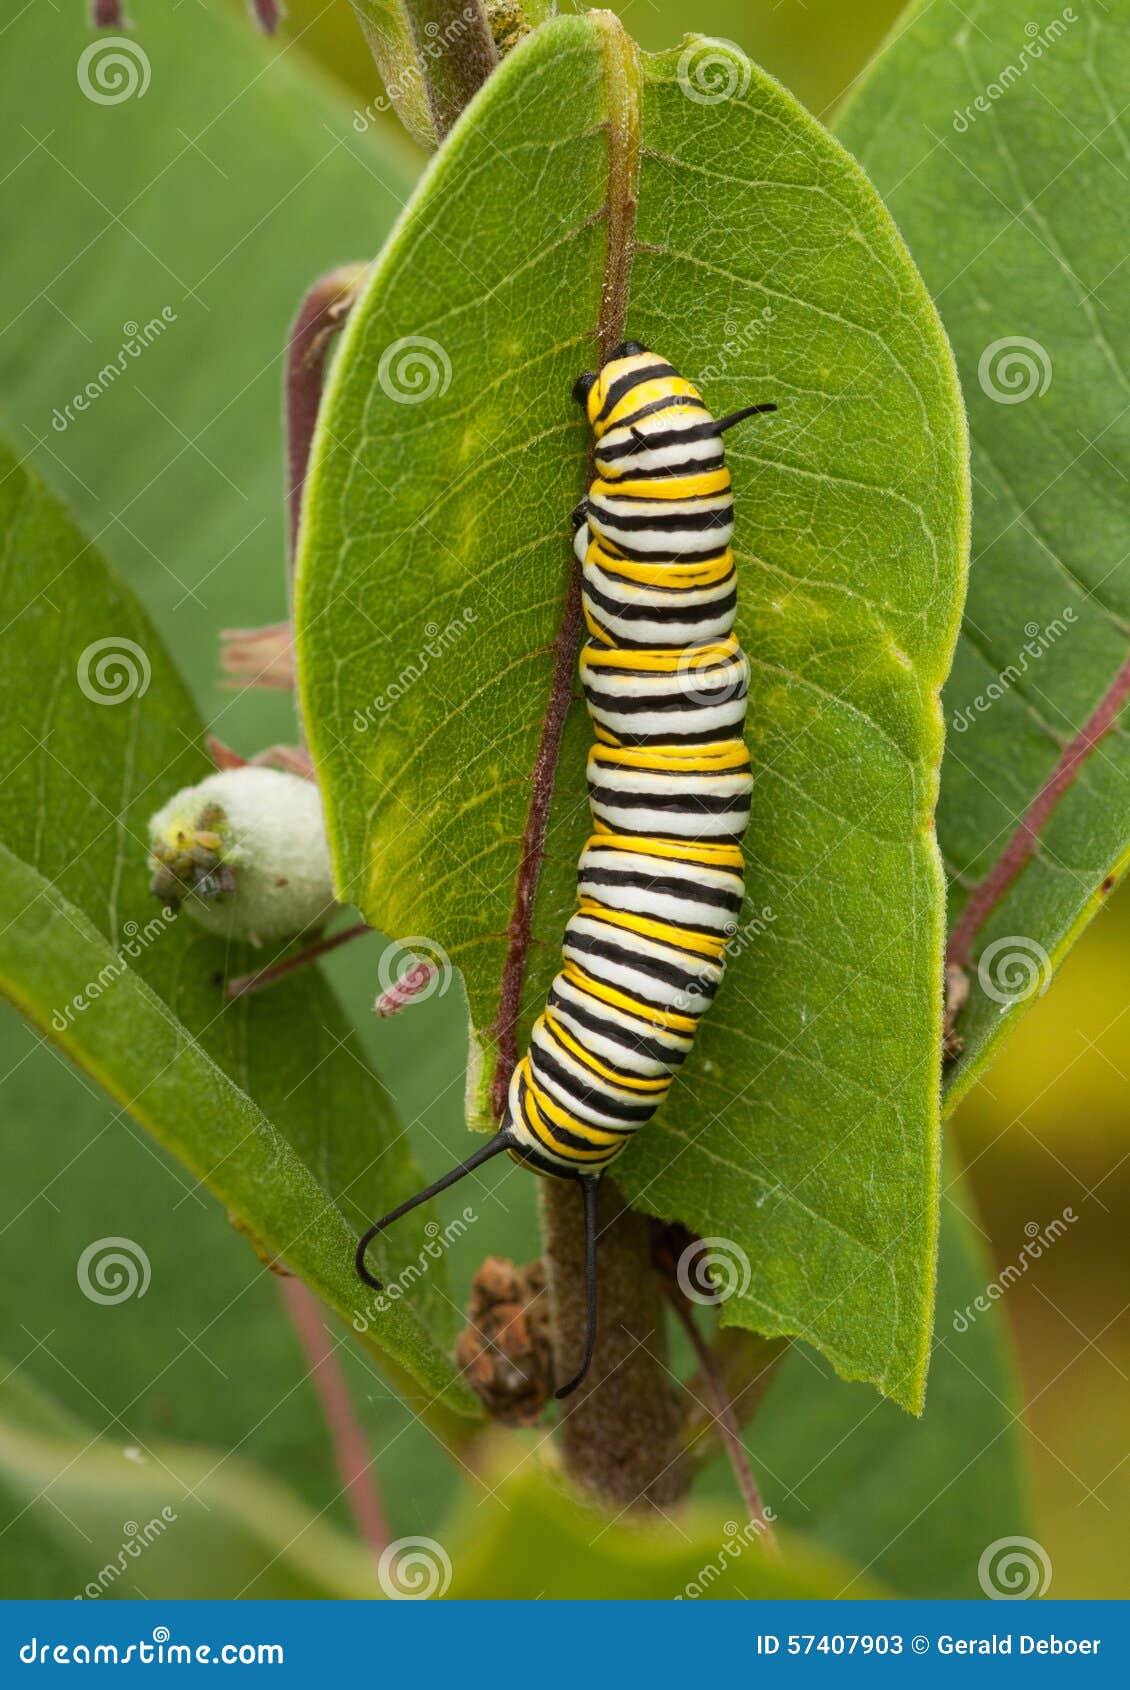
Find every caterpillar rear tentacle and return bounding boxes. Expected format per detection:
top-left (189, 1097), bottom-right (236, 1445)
top-left (354, 341), bottom-right (776, 1401)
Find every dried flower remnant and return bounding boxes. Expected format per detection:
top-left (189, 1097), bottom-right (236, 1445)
top-left (455, 1256), bottom-right (554, 1425)
top-left (219, 620), bottom-right (295, 692)
top-left (147, 766), bottom-right (335, 944)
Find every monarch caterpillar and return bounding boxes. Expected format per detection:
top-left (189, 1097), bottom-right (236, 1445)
top-left (356, 343), bottom-right (775, 1396)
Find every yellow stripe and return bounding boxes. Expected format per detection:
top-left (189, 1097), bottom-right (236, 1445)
top-left (591, 469), bottom-right (731, 501)
top-left (577, 899), bottom-right (726, 960)
top-left (528, 1081), bottom-right (625, 1147)
top-left (562, 961), bottom-right (697, 1034)
top-left (587, 544), bottom-right (734, 588)
top-left (544, 1010), bottom-right (669, 1094)
top-left (589, 741), bottom-right (750, 773)
top-left (581, 636), bottom-right (739, 673)
top-left (582, 832), bottom-right (744, 872)
top-left (594, 375), bottom-right (702, 436)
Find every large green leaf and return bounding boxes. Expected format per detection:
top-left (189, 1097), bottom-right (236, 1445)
top-left (0, 443), bottom-right (475, 1421)
top-left (297, 16), bottom-right (968, 1408)
top-left (839, 0), bottom-right (1130, 1108)
top-left (0, 1371), bottom-right (375, 1599)
top-left (729, 1177), bottom-right (1032, 1598)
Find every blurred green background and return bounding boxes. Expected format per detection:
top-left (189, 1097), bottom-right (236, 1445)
top-left (0, 0), bottom-right (1124, 1598)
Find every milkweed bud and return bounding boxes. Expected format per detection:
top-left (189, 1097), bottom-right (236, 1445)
top-left (147, 767), bottom-right (335, 944)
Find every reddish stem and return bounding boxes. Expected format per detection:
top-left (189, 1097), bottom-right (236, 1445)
top-left (947, 651), bottom-right (1130, 968)
top-left (285, 266), bottom-right (368, 573)
top-left (277, 1278), bottom-right (390, 1555)
top-left (665, 1289), bottom-right (777, 1551)
top-left (489, 10), bottom-right (640, 1117)
top-left (91, 0), bottom-right (124, 26)
top-left (226, 921), bottom-right (371, 999)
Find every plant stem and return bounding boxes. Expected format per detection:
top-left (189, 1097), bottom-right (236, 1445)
top-left (664, 1292), bottom-right (778, 1548)
top-left (489, 8), bottom-right (640, 1116)
top-left (278, 1278), bottom-right (391, 1554)
top-left (226, 921), bottom-right (370, 999)
top-left (406, 0), bottom-right (498, 142)
top-left (540, 1178), bottom-right (689, 1511)
top-left (946, 650), bottom-right (1130, 969)
top-left (285, 265), bottom-right (369, 577)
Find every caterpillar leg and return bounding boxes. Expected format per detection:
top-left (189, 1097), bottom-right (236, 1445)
top-left (555, 1173), bottom-right (602, 1401)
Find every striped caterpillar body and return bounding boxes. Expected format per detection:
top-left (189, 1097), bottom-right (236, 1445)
top-left (357, 343), bottom-right (774, 1396)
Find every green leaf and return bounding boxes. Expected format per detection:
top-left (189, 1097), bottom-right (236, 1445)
top-left (0, 0), bottom-right (416, 748)
top-left (297, 16), bottom-right (968, 1408)
top-left (838, 0), bottom-right (1130, 1109)
top-left (0, 442), bottom-right (476, 1422)
top-left (737, 1174), bottom-right (1032, 1598)
top-left (439, 1457), bottom-right (884, 1598)
top-left (0, 1370), bottom-right (376, 1599)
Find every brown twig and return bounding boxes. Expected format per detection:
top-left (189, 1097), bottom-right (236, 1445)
top-left (91, 0), bottom-right (125, 27)
top-left (277, 1277), bottom-right (390, 1555)
top-left (285, 265), bottom-right (369, 574)
top-left (226, 921), bottom-right (370, 999)
top-left (406, 0), bottom-right (498, 142)
top-left (489, 8), bottom-right (641, 1116)
top-left (663, 1288), bottom-right (778, 1550)
top-left (946, 650), bottom-right (1130, 971)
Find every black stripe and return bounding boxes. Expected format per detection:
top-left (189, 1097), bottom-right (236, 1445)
top-left (579, 865), bottom-right (742, 913)
top-left (548, 985), bottom-right (689, 1066)
top-left (515, 1073), bottom-right (622, 1162)
top-left (595, 362), bottom-right (679, 425)
top-left (584, 689), bottom-right (747, 721)
top-left (584, 577), bottom-right (737, 625)
top-left (597, 417), bottom-right (726, 461)
top-left (596, 452), bottom-right (725, 482)
top-left (605, 394), bottom-right (709, 432)
top-left (589, 503), bottom-right (732, 534)
top-left (529, 1041), bottom-right (655, 1124)
top-left (593, 533), bottom-right (731, 565)
top-left (564, 927), bottom-right (719, 1002)
top-left (589, 782), bottom-right (750, 816)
